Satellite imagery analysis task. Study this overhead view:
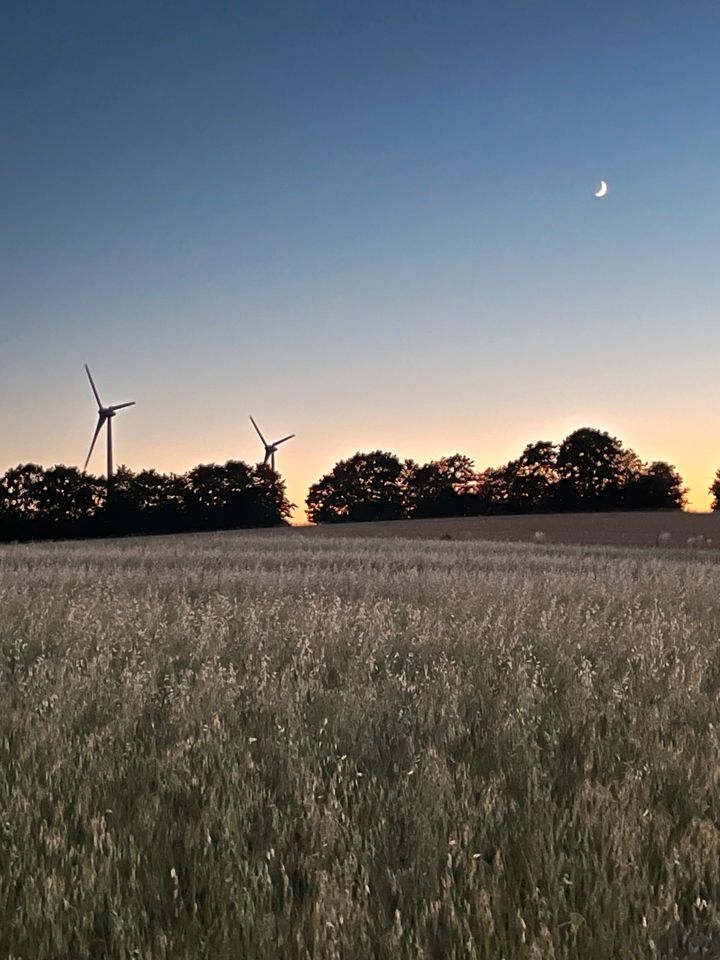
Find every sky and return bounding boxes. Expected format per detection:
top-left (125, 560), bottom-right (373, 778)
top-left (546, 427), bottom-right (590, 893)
top-left (1, 0), bottom-right (719, 518)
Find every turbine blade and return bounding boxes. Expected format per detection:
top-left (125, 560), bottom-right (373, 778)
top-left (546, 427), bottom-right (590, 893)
top-left (85, 364), bottom-right (102, 408)
top-left (109, 401), bottom-right (135, 411)
top-left (249, 416), bottom-right (267, 445)
top-left (84, 415), bottom-right (105, 471)
top-left (274, 434), bottom-right (295, 446)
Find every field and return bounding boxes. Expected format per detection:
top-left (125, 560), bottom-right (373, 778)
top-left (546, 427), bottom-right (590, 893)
top-left (2, 531), bottom-right (720, 959)
top-left (294, 510), bottom-right (720, 550)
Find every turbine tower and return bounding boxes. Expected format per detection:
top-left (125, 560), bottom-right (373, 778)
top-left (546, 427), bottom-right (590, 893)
top-left (249, 415), bottom-right (295, 472)
top-left (83, 364), bottom-right (135, 480)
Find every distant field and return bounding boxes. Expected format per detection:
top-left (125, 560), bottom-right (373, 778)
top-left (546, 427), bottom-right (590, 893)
top-left (2, 533), bottom-right (720, 958)
top-left (293, 510), bottom-right (720, 549)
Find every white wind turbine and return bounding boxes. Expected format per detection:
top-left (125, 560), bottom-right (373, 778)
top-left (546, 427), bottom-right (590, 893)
top-left (83, 365), bottom-right (135, 480)
top-left (249, 415), bottom-right (295, 472)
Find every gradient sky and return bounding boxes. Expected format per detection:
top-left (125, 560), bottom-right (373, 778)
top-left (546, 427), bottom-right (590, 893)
top-left (2, 1), bottom-right (719, 518)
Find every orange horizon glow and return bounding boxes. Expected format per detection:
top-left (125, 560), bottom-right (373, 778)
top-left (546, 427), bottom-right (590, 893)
top-left (1, 358), bottom-right (716, 526)
top-left (0, 446), bottom-right (713, 526)
top-left (3, 4), bottom-right (720, 538)
top-left (28, 424), bottom-right (712, 526)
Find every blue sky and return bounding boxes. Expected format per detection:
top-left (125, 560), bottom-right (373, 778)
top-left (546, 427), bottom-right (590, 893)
top-left (1, 1), bottom-right (719, 514)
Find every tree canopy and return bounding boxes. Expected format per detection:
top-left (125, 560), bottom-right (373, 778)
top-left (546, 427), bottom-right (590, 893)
top-left (0, 426), bottom-right (693, 540)
top-left (0, 461), bottom-right (291, 542)
top-left (403, 455), bottom-right (485, 518)
top-left (307, 428), bottom-right (687, 523)
top-left (555, 428), bottom-right (638, 510)
top-left (306, 451), bottom-right (406, 524)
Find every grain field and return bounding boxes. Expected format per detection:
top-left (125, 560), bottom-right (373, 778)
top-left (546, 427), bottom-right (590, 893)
top-left (1, 532), bottom-right (719, 959)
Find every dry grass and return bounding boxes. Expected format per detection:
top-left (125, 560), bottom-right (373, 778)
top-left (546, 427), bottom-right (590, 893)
top-left (1, 531), bottom-right (720, 958)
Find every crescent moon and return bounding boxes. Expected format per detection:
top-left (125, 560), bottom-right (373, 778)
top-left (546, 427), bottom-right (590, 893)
top-left (594, 180), bottom-right (608, 198)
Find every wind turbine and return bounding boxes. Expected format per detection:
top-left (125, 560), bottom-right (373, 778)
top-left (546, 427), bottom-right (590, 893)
top-left (83, 365), bottom-right (135, 480)
top-left (249, 416), bottom-right (294, 472)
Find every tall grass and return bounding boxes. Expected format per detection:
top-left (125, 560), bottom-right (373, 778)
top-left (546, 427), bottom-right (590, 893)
top-left (1, 533), bottom-right (719, 959)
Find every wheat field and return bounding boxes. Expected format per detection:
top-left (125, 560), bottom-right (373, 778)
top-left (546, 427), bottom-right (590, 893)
top-left (2, 532), bottom-right (720, 959)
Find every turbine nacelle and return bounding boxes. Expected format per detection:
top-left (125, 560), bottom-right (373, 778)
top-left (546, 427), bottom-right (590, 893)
top-left (97, 402), bottom-right (135, 420)
top-left (249, 415), bottom-right (295, 472)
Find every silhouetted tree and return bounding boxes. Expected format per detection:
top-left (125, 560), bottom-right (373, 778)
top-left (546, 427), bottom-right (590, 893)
top-left (710, 469), bottom-right (720, 511)
top-left (185, 461), bottom-right (290, 529)
top-left (40, 465), bottom-right (102, 524)
top-left (555, 428), bottom-right (640, 510)
top-left (622, 461), bottom-right (686, 510)
top-left (500, 441), bottom-right (559, 512)
top-left (404, 455), bottom-right (483, 518)
top-left (105, 464), bottom-right (135, 507)
top-left (185, 463), bottom-right (230, 518)
top-left (307, 451), bottom-right (405, 523)
top-left (224, 460), bottom-right (264, 523)
top-left (252, 464), bottom-right (294, 526)
top-left (0, 463), bottom-right (47, 521)
top-left (0, 463), bottom-right (104, 538)
top-left (0, 426), bottom-right (691, 542)
top-left (477, 466), bottom-right (512, 514)
top-left (100, 467), bottom-right (187, 533)
top-left (0, 459), bottom-right (289, 542)
top-left (131, 469), bottom-right (186, 515)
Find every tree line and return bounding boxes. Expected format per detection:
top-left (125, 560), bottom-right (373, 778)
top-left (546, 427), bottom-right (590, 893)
top-left (307, 427), bottom-right (690, 523)
top-left (1, 426), bottom-right (716, 542)
top-left (0, 462), bottom-right (291, 542)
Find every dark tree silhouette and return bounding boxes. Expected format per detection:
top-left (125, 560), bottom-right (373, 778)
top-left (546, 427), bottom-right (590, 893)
top-left (130, 469), bottom-right (187, 515)
top-left (499, 441), bottom-right (559, 513)
top-left (0, 463), bottom-right (47, 521)
top-left (555, 428), bottom-right (640, 510)
top-left (102, 467), bottom-right (187, 533)
top-left (306, 428), bottom-right (687, 523)
top-left (185, 461), bottom-right (291, 529)
top-left (106, 465), bottom-right (136, 509)
top-left (40, 465), bottom-right (102, 523)
top-left (0, 426), bottom-right (692, 542)
top-left (477, 466), bottom-right (511, 514)
top-left (252, 463), bottom-right (294, 526)
top-left (306, 451), bottom-right (405, 523)
top-left (0, 463), bottom-right (103, 538)
top-left (219, 460), bottom-right (286, 528)
top-left (622, 461), bottom-right (686, 510)
top-left (185, 463), bottom-right (231, 516)
top-left (0, 459), bottom-right (289, 542)
top-left (710, 469), bottom-right (720, 511)
top-left (404, 455), bottom-right (483, 518)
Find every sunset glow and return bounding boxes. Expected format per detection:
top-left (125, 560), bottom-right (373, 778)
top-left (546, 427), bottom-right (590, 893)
top-left (1, 3), bottom-right (718, 520)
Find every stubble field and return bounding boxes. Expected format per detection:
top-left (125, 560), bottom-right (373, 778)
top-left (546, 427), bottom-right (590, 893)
top-left (2, 531), bottom-right (720, 959)
top-left (293, 510), bottom-right (720, 549)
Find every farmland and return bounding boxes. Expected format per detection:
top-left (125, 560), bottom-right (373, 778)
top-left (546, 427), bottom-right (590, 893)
top-left (294, 510), bottom-right (720, 550)
top-left (2, 531), bottom-right (720, 958)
